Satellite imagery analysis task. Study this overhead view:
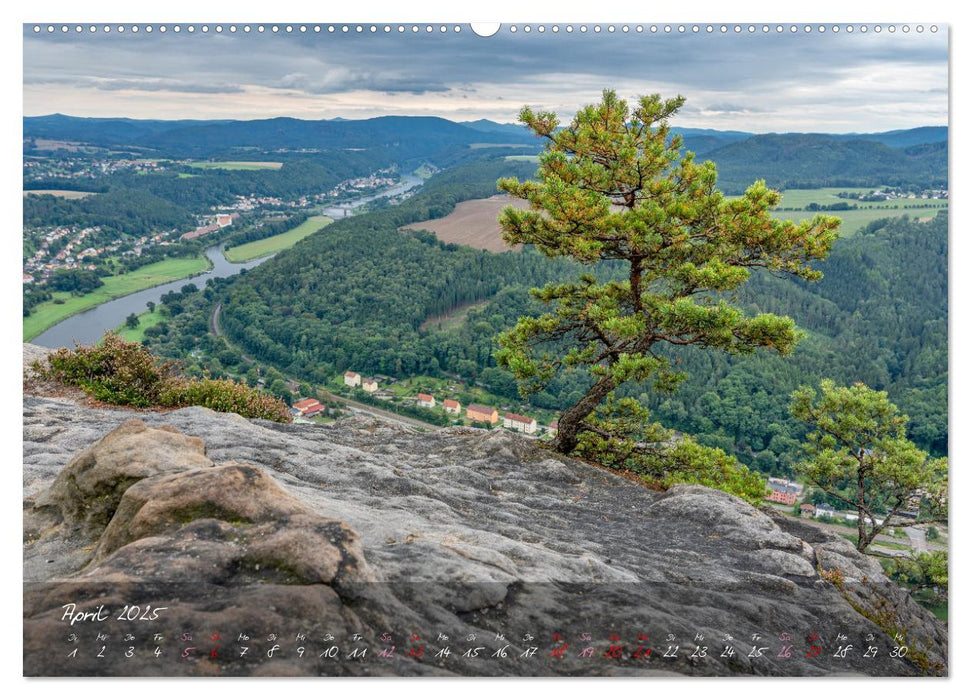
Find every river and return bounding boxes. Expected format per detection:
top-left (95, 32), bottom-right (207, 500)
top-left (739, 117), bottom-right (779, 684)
top-left (31, 174), bottom-right (424, 349)
top-left (320, 173), bottom-right (423, 219)
top-left (32, 243), bottom-right (271, 348)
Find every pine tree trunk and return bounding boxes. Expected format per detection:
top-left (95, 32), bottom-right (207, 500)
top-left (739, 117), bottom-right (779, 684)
top-left (855, 466), bottom-right (870, 552)
top-left (553, 374), bottom-right (618, 454)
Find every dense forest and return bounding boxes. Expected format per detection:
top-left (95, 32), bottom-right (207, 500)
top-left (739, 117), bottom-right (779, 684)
top-left (707, 135), bottom-right (947, 193)
top-left (25, 113), bottom-right (946, 481)
top-left (213, 159), bottom-right (577, 378)
top-left (23, 188), bottom-right (194, 234)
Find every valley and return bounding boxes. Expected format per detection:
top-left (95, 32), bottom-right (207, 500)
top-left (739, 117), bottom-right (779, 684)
top-left (22, 114), bottom-right (948, 482)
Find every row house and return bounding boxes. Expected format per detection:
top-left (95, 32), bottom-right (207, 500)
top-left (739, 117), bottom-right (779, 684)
top-left (466, 404), bottom-right (499, 424)
top-left (503, 412), bottom-right (537, 435)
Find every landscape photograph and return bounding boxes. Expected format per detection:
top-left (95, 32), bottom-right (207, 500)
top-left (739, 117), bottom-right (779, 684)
top-left (21, 21), bottom-right (949, 678)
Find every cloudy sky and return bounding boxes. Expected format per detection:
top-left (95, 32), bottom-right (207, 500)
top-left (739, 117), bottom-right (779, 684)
top-left (22, 24), bottom-right (949, 132)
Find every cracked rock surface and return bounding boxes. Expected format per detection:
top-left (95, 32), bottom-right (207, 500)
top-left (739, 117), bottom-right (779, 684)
top-left (23, 352), bottom-right (947, 676)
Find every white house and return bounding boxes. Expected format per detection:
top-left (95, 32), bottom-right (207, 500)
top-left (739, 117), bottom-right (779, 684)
top-left (417, 393), bottom-right (436, 409)
top-left (503, 412), bottom-right (537, 434)
top-left (814, 504), bottom-right (838, 519)
top-left (344, 371), bottom-right (361, 388)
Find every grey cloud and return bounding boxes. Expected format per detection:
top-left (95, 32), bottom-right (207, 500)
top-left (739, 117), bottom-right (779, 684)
top-left (704, 103), bottom-right (770, 114)
top-left (21, 26), bottom-right (948, 131)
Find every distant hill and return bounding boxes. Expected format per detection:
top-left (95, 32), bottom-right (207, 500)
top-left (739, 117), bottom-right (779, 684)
top-left (832, 125), bottom-right (948, 149)
top-left (23, 115), bottom-right (947, 190)
top-left (705, 133), bottom-right (947, 193)
top-left (23, 114), bottom-right (231, 148)
top-left (24, 114), bottom-right (535, 162)
top-left (460, 119), bottom-right (534, 140)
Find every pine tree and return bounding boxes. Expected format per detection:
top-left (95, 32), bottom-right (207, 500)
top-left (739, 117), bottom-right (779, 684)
top-left (495, 90), bottom-right (841, 499)
top-left (791, 380), bottom-right (948, 553)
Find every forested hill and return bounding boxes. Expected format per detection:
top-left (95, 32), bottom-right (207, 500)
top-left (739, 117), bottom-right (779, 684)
top-left (25, 114), bottom-right (946, 190)
top-left (214, 158), bottom-right (574, 374)
top-left (23, 114), bottom-right (535, 161)
top-left (195, 143), bottom-right (946, 477)
top-left (707, 134), bottom-right (947, 193)
top-left (639, 213), bottom-right (948, 470)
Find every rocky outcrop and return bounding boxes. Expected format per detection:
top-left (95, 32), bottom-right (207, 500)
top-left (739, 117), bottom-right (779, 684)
top-left (23, 389), bottom-right (947, 676)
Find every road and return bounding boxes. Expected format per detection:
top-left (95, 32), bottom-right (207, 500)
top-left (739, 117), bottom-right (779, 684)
top-left (209, 302), bottom-right (439, 431)
top-left (904, 525), bottom-right (929, 553)
top-left (316, 389), bottom-right (440, 431)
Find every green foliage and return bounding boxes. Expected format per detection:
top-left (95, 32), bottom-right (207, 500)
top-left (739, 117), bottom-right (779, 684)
top-left (884, 551), bottom-right (948, 602)
top-left (38, 332), bottom-right (175, 407)
top-left (33, 333), bottom-right (291, 422)
top-left (704, 134), bottom-right (946, 194)
top-left (22, 188), bottom-right (193, 235)
top-left (131, 151), bottom-right (946, 482)
top-left (159, 377), bottom-right (293, 422)
top-left (214, 158), bottom-right (555, 379)
top-left (791, 380), bottom-right (947, 552)
top-left (494, 90), bottom-right (838, 498)
top-left (643, 213), bottom-right (948, 465)
top-left (574, 394), bottom-right (767, 503)
top-left (49, 268), bottom-right (104, 295)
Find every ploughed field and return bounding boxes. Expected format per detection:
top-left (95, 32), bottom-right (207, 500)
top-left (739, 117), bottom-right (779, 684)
top-left (23, 189), bottom-right (98, 199)
top-left (401, 195), bottom-right (529, 252)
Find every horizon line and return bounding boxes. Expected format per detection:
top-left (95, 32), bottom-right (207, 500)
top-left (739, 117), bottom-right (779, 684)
top-left (21, 112), bottom-right (949, 138)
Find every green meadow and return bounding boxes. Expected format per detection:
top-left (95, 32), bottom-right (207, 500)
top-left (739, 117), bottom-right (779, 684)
top-left (115, 308), bottom-right (166, 343)
top-left (772, 187), bottom-right (947, 235)
top-left (223, 215), bottom-right (334, 263)
top-left (188, 161), bottom-right (283, 171)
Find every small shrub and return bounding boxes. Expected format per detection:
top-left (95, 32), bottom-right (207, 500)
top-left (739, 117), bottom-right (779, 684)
top-left (36, 333), bottom-right (173, 407)
top-left (820, 567), bottom-right (845, 588)
top-left (160, 377), bottom-right (292, 422)
top-left (34, 333), bottom-right (291, 422)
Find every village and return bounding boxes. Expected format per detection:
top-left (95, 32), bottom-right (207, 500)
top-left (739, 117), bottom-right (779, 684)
top-left (24, 164), bottom-right (410, 289)
top-left (22, 224), bottom-right (184, 284)
top-left (23, 211), bottom-right (234, 287)
top-left (840, 186), bottom-right (949, 202)
top-left (23, 152), bottom-right (166, 182)
top-left (288, 369), bottom-right (559, 438)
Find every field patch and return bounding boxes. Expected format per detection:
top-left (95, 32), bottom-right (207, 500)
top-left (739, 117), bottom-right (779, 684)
top-left (115, 308), bottom-right (166, 343)
top-left (223, 215), bottom-right (334, 263)
top-left (402, 188), bottom-right (944, 252)
top-left (23, 189), bottom-right (98, 199)
top-left (419, 300), bottom-right (490, 332)
top-left (401, 195), bottom-right (530, 253)
top-left (188, 161), bottom-right (283, 171)
top-left (772, 187), bottom-right (948, 235)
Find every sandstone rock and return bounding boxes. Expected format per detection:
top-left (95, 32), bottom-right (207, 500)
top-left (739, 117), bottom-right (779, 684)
top-left (22, 393), bottom-right (948, 677)
top-left (26, 419), bottom-right (213, 542)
